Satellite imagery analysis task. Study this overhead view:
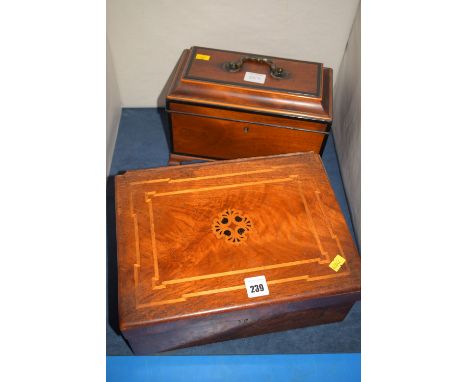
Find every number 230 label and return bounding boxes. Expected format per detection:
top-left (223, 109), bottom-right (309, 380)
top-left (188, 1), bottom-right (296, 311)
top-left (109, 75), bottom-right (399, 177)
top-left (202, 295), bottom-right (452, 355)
top-left (244, 275), bottom-right (270, 298)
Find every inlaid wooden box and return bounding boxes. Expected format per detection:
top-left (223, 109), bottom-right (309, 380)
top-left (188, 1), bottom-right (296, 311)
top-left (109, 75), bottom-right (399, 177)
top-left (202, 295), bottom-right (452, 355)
top-left (165, 47), bottom-right (333, 165)
top-left (115, 152), bottom-right (360, 354)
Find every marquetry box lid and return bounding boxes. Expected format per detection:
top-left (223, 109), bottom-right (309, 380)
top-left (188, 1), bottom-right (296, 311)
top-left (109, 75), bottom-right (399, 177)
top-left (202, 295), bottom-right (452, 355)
top-left (166, 46), bottom-right (333, 122)
top-left (115, 152), bottom-right (360, 336)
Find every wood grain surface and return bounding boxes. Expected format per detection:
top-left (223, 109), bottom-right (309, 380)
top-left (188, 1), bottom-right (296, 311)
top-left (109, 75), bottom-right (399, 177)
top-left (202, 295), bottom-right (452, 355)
top-left (115, 152), bottom-right (360, 354)
top-left (165, 47), bottom-right (333, 163)
top-left (167, 47), bottom-right (333, 121)
top-left (185, 46), bottom-right (322, 96)
top-left (171, 113), bottom-right (326, 159)
top-left (168, 103), bottom-right (330, 132)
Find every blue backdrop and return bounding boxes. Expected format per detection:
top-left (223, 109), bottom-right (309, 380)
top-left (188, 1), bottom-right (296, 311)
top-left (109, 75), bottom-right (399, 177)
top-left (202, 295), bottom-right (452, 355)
top-left (107, 354), bottom-right (361, 381)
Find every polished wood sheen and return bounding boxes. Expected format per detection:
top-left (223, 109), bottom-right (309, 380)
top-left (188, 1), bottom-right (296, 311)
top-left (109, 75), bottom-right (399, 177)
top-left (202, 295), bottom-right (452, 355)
top-left (115, 152), bottom-right (360, 354)
top-left (169, 103), bottom-right (329, 132)
top-left (172, 113), bottom-right (326, 159)
top-left (166, 47), bottom-right (333, 163)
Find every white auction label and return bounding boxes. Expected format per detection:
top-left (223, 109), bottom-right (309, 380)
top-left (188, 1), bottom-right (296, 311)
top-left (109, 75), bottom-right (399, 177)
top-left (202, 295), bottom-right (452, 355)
top-left (243, 72), bottom-right (266, 84)
top-left (244, 275), bottom-right (270, 298)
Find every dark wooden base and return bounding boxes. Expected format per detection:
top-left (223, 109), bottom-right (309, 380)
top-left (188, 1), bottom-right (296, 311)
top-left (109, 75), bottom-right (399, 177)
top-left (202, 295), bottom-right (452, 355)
top-left (168, 153), bottom-right (216, 166)
top-left (124, 302), bottom-right (354, 355)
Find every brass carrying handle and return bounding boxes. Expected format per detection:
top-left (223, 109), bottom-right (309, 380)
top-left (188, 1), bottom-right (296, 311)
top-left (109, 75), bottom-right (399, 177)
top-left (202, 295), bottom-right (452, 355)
top-left (223, 55), bottom-right (288, 79)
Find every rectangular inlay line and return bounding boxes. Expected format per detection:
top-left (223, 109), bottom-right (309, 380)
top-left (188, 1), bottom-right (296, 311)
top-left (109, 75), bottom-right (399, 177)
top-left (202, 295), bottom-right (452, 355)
top-left (129, 165), bottom-right (298, 186)
top-left (146, 199), bottom-right (160, 282)
top-left (132, 214), bottom-right (141, 287)
top-left (160, 258), bottom-right (324, 287)
top-left (143, 176), bottom-right (301, 293)
top-left (314, 190), bottom-right (345, 259)
top-left (137, 271), bottom-right (351, 308)
top-left (297, 179), bottom-right (329, 262)
top-left (168, 168), bottom-right (277, 183)
top-left (146, 177), bottom-right (296, 198)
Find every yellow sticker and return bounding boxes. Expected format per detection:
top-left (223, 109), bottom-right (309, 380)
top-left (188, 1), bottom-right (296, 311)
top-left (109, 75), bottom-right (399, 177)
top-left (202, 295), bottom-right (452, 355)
top-left (329, 255), bottom-right (346, 272)
top-left (195, 54), bottom-right (210, 61)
